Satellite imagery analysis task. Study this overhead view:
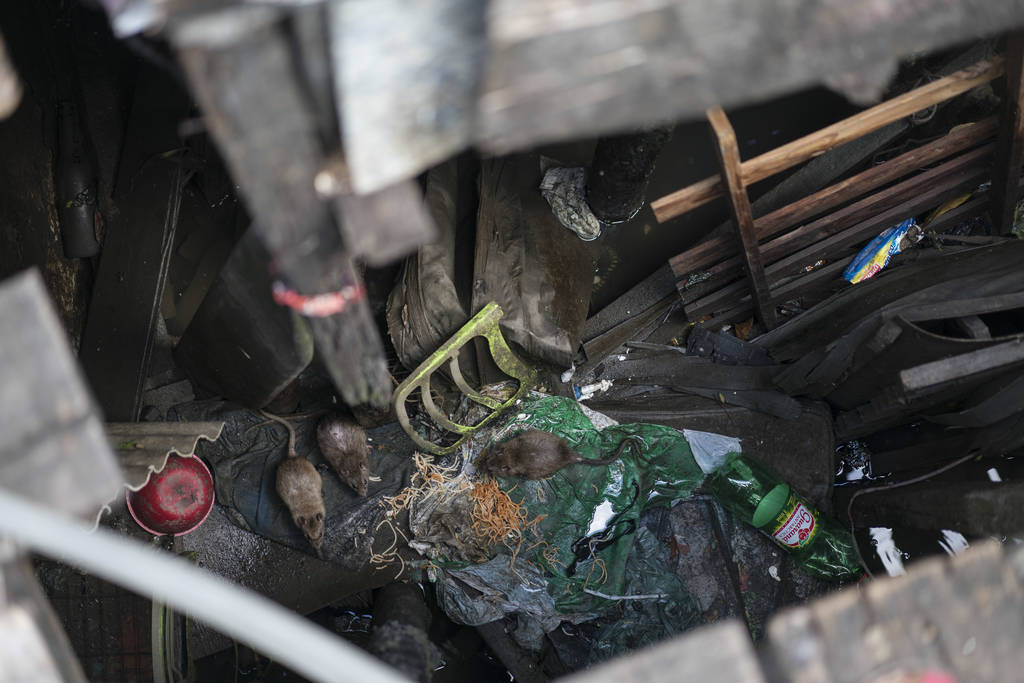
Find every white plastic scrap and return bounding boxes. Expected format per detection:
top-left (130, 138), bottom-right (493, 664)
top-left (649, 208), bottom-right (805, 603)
top-left (575, 379), bottom-right (613, 402)
top-left (870, 527), bottom-right (907, 577)
top-left (586, 500), bottom-right (616, 537)
top-left (938, 529), bottom-right (970, 556)
top-left (560, 363), bottom-right (576, 384)
top-left (845, 465), bottom-right (866, 482)
top-left (684, 429), bottom-right (743, 474)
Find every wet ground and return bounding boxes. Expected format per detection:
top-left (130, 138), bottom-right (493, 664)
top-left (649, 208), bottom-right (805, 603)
top-left (836, 438), bottom-right (1024, 577)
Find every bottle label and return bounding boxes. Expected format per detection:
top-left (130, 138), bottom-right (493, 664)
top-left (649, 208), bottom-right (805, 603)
top-left (770, 497), bottom-right (818, 549)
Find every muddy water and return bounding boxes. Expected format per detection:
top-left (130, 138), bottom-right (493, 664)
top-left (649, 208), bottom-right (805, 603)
top-left (539, 86), bottom-right (862, 312)
top-left (836, 442), bottom-right (1024, 577)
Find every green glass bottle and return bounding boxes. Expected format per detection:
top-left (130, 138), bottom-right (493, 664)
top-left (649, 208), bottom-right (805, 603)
top-left (703, 454), bottom-right (862, 582)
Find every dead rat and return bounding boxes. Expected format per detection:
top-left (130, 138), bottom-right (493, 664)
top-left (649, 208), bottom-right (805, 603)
top-left (261, 410), bottom-right (326, 556)
top-left (316, 413), bottom-right (370, 496)
top-left (480, 429), bottom-right (643, 480)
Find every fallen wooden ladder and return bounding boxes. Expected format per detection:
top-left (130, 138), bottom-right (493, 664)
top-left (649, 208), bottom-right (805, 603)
top-left (652, 38), bottom-right (1024, 330)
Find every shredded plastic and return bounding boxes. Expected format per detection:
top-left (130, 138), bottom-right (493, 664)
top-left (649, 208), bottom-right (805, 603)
top-left (452, 394), bottom-right (705, 615)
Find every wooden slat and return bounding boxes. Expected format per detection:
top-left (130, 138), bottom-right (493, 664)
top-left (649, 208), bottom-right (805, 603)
top-left (678, 145), bottom-right (992, 306)
top-left (761, 148), bottom-right (988, 270)
top-left (702, 260), bottom-right (849, 330)
top-left (685, 160), bottom-right (989, 320)
top-left (79, 67), bottom-right (188, 421)
top-left (990, 33), bottom-right (1024, 234)
top-left (706, 107), bottom-right (776, 329)
top-left (691, 165), bottom-right (985, 319)
top-left (652, 57), bottom-right (1004, 223)
top-left (901, 336), bottom-right (1024, 397)
top-left (669, 117), bottom-right (997, 279)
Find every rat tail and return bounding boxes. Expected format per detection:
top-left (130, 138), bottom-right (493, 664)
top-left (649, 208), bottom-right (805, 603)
top-left (587, 435), bottom-right (644, 465)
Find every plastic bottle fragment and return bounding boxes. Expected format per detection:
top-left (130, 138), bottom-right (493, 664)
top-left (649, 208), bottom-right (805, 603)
top-left (703, 454), bottom-right (862, 581)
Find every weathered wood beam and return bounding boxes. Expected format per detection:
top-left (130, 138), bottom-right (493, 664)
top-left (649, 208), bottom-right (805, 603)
top-left (652, 58), bottom-right (1003, 223)
top-left (331, 0), bottom-right (485, 194)
top-left (171, 12), bottom-right (392, 408)
top-left (901, 337), bottom-right (1024, 399)
top-left (79, 66), bottom-right (188, 421)
top-left (479, 0), bottom-right (1024, 155)
top-left (368, 583), bottom-right (437, 683)
top-left (990, 32), bottom-right (1024, 234)
top-left (0, 269), bottom-right (123, 518)
top-left (669, 117), bottom-right (997, 281)
top-left (698, 260), bottom-right (849, 330)
top-left (706, 107), bottom-right (776, 329)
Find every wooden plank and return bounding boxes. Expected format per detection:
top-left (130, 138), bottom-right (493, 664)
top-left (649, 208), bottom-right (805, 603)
top-left (173, 15), bottom-right (392, 408)
top-left (763, 543), bottom-right (1024, 682)
top-left (900, 336), bottom-right (1024, 397)
top-left (559, 620), bottom-right (765, 683)
top-left (953, 315), bottom-right (992, 340)
top-left (681, 147), bottom-right (990, 314)
top-left (581, 265), bottom-right (678, 342)
top-left (678, 145), bottom-right (990, 303)
top-left (332, 0), bottom-right (484, 193)
top-left (332, 178), bottom-right (438, 268)
top-left (685, 165), bottom-right (987, 320)
top-left (79, 66), bottom-right (188, 421)
top-left (706, 107), bottom-right (776, 329)
top-left (699, 260), bottom-right (849, 328)
top-left (762, 607), bottom-right (829, 683)
top-left (581, 293), bottom-right (677, 366)
top-left (761, 154), bottom-right (987, 272)
top-left (860, 561), bottom-right (953, 679)
top-left (0, 270), bottom-right (122, 517)
top-left (990, 33), bottom-right (1024, 235)
top-left (478, 0), bottom-right (1024, 154)
top-left (652, 58), bottom-right (1004, 223)
top-left (669, 117), bottom-right (997, 280)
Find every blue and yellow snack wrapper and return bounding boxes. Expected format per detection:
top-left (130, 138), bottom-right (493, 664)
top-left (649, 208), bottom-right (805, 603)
top-left (842, 218), bottom-right (920, 284)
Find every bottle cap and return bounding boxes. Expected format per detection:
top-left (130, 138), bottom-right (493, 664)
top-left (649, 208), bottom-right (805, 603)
top-left (752, 483), bottom-right (789, 528)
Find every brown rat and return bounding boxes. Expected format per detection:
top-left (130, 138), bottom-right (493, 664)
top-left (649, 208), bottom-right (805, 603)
top-left (261, 410), bottom-right (326, 556)
top-left (316, 413), bottom-right (370, 496)
top-left (479, 429), bottom-right (642, 480)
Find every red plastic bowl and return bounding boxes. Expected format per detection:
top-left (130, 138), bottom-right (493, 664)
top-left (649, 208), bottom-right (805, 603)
top-left (126, 454), bottom-right (215, 536)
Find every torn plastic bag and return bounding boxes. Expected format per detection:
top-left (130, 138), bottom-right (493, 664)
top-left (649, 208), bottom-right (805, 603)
top-left (422, 393), bottom-right (713, 650)
top-left (386, 161), bottom-right (470, 372)
top-left (436, 555), bottom-right (586, 650)
top-left (390, 156), bottom-right (593, 371)
top-left (586, 524), bottom-right (701, 663)
top-left (471, 157), bottom-right (593, 367)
